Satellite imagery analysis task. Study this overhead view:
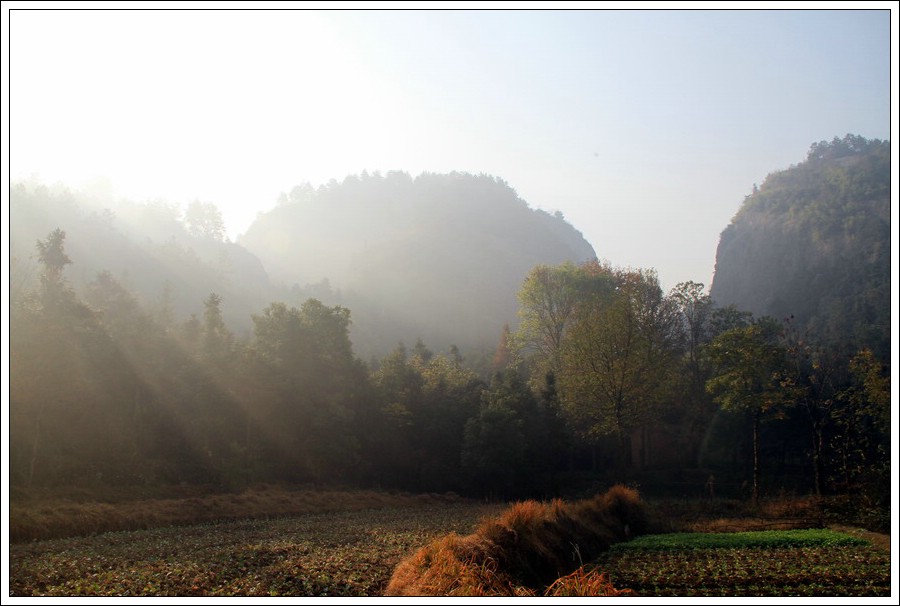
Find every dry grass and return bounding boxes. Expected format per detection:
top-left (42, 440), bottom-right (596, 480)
top-left (8, 484), bottom-right (466, 543)
top-left (384, 484), bottom-right (646, 596)
top-left (544, 567), bottom-right (634, 597)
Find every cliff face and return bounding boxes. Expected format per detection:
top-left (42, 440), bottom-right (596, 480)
top-left (709, 135), bottom-right (890, 357)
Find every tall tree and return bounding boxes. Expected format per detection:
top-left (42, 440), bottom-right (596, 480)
top-left (250, 299), bottom-right (361, 483)
top-left (201, 292), bottom-right (232, 360)
top-left (705, 317), bottom-right (788, 504)
top-left (516, 262), bottom-right (586, 370)
top-left (668, 281), bottom-right (717, 464)
top-left (461, 372), bottom-right (530, 498)
top-left (10, 230), bottom-right (121, 485)
top-left (558, 266), bottom-right (679, 468)
top-left (780, 320), bottom-right (844, 496)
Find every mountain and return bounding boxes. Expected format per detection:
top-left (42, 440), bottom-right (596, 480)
top-left (709, 135), bottom-right (891, 358)
top-left (239, 171), bottom-right (598, 357)
top-left (10, 172), bottom-right (597, 360)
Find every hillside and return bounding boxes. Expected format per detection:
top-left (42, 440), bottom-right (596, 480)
top-left (709, 135), bottom-right (891, 358)
top-left (9, 182), bottom-right (273, 335)
top-left (10, 172), bottom-right (597, 359)
top-left (240, 171), bottom-right (597, 357)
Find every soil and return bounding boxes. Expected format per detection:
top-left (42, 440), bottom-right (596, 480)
top-left (829, 524), bottom-right (892, 554)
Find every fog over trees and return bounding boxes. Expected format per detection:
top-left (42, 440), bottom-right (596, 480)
top-left (240, 171), bottom-right (597, 358)
top-left (7, 137), bottom-right (891, 517)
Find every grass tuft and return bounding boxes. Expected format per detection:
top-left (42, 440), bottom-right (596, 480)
top-left (543, 566), bottom-right (634, 597)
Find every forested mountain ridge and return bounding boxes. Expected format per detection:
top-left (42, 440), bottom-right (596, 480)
top-left (709, 135), bottom-right (891, 358)
top-left (9, 172), bottom-right (597, 358)
top-left (9, 149), bottom-right (889, 513)
top-left (240, 171), bottom-right (597, 356)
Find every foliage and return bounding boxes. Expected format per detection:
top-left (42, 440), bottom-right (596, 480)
top-left (8, 136), bottom-right (891, 508)
top-left (460, 370), bottom-right (567, 497)
top-left (705, 318), bottom-right (787, 416)
top-left (829, 349), bottom-right (890, 510)
top-left (184, 200), bottom-right (226, 241)
top-left (705, 317), bottom-right (790, 502)
top-left (515, 261), bottom-right (593, 367)
top-left (364, 343), bottom-right (485, 493)
top-left (557, 264), bottom-right (680, 460)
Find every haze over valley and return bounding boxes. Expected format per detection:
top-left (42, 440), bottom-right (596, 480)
top-left (5, 8), bottom-right (894, 598)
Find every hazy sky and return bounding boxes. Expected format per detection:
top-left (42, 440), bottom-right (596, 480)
top-left (8, 5), bottom-right (895, 292)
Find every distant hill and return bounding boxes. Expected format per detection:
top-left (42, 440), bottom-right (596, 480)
top-left (9, 182), bottom-right (273, 335)
top-left (10, 172), bottom-right (597, 360)
top-left (240, 171), bottom-right (597, 357)
top-left (709, 135), bottom-right (891, 358)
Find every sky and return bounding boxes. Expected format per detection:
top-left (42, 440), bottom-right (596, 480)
top-left (6, 3), bottom-right (896, 292)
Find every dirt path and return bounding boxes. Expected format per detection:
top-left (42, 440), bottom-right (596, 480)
top-left (829, 524), bottom-right (891, 553)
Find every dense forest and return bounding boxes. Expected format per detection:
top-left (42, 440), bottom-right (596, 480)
top-left (7, 136), bottom-right (891, 525)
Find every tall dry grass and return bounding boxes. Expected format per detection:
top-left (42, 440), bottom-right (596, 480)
top-left (385, 484), bottom-right (647, 596)
top-left (8, 485), bottom-right (464, 543)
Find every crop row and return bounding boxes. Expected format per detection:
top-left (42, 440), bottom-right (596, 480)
top-left (595, 544), bottom-right (890, 597)
top-left (10, 503), bottom-right (506, 597)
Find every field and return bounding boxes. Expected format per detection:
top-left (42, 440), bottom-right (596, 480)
top-left (7, 488), bottom-right (893, 597)
top-left (9, 501), bottom-right (507, 596)
top-left (594, 529), bottom-right (891, 597)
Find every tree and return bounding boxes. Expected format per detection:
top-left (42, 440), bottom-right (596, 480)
top-left (368, 343), bottom-right (425, 487)
top-left (10, 230), bottom-right (124, 485)
top-left (461, 372), bottom-right (530, 498)
top-left (668, 281), bottom-right (716, 464)
top-left (202, 293), bottom-right (227, 351)
top-left (491, 324), bottom-right (514, 373)
top-left (832, 349), bottom-right (890, 494)
top-left (411, 337), bottom-right (434, 364)
top-left (412, 351), bottom-right (483, 491)
top-left (515, 262), bottom-right (586, 370)
top-left (558, 266), bottom-right (679, 468)
top-left (184, 200), bottom-right (226, 241)
top-left (705, 318), bottom-right (788, 503)
top-left (250, 299), bottom-right (361, 483)
top-left (35, 228), bottom-right (77, 317)
top-left (780, 320), bottom-right (844, 496)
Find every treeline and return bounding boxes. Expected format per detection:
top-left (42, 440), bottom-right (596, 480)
top-left (9, 230), bottom-right (889, 513)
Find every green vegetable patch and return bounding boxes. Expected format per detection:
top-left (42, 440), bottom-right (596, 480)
top-left (595, 529), bottom-right (889, 597)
